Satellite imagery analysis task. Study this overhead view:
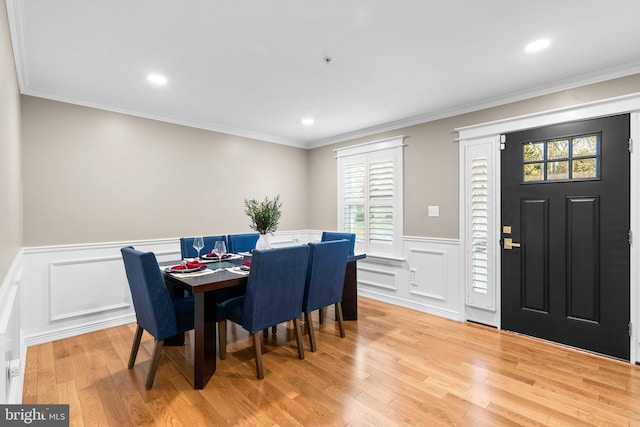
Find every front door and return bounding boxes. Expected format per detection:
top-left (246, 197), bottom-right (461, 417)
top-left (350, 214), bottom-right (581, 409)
top-left (501, 114), bottom-right (630, 360)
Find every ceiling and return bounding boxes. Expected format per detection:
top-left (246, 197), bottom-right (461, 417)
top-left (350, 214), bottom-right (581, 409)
top-left (7, 1), bottom-right (640, 149)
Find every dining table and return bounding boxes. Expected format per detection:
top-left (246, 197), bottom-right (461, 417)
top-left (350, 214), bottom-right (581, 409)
top-left (161, 251), bottom-right (366, 389)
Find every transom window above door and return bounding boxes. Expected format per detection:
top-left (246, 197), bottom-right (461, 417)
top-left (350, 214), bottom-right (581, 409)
top-left (522, 133), bottom-right (600, 182)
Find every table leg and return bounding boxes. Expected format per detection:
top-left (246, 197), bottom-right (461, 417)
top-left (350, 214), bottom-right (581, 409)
top-left (341, 260), bottom-right (358, 320)
top-left (193, 292), bottom-right (216, 389)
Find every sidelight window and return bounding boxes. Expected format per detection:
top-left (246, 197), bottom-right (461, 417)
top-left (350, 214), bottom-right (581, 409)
top-left (522, 134), bottom-right (600, 182)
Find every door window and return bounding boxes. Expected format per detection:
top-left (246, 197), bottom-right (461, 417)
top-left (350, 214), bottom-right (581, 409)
top-left (522, 134), bottom-right (600, 182)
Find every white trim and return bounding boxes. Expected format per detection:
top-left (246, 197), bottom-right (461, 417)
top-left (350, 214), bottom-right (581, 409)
top-left (24, 314), bottom-right (136, 347)
top-left (359, 290), bottom-right (460, 321)
top-left (334, 135), bottom-right (405, 157)
top-left (631, 112), bottom-right (639, 364)
top-left (458, 92), bottom-right (640, 363)
top-left (456, 92), bottom-right (640, 140)
top-left (23, 237), bottom-right (181, 254)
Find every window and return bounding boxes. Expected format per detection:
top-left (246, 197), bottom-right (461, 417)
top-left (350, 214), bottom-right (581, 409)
top-left (336, 136), bottom-right (404, 257)
top-left (522, 133), bottom-right (600, 182)
top-left (470, 156), bottom-right (489, 295)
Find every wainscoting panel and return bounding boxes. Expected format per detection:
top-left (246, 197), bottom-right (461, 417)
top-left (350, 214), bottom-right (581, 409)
top-left (18, 232), bottom-right (461, 348)
top-left (0, 251), bottom-right (23, 404)
top-left (49, 256), bottom-right (131, 322)
top-left (357, 237), bottom-right (461, 321)
top-left (408, 248), bottom-right (447, 301)
top-left (21, 239), bottom-right (180, 346)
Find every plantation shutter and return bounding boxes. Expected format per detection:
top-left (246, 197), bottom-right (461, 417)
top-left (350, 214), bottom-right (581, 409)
top-left (336, 136), bottom-right (404, 257)
top-left (343, 163), bottom-right (365, 242)
top-left (463, 139), bottom-right (496, 312)
top-left (369, 160), bottom-right (394, 244)
top-left (470, 156), bottom-right (488, 295)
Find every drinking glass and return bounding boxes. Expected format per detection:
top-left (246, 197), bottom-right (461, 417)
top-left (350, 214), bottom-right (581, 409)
top-left (192, 236), bottom-right (204, 261)
top-left (213, 240), bottom-right (227, 271)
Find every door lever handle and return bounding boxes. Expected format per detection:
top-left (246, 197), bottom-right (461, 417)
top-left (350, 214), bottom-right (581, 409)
top-left (503, 238), bottom-right (521, 250)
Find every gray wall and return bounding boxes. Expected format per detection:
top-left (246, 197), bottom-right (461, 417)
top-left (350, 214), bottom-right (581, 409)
top-left (308, 73), bottom-right (640, 239)
top-left (21, 97), bottom-right (310, 246)
top-left (0, 2), bottom-right (22, 279)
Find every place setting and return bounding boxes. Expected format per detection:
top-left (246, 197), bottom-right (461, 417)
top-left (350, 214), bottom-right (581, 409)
top-left (163, 259), bottom-right (214, 277)
top-left (224, 260), bottom-right (251, 276)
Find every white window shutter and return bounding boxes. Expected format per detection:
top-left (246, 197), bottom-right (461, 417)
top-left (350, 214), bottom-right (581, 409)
top-left (464, 141), bottom-right (496, 311)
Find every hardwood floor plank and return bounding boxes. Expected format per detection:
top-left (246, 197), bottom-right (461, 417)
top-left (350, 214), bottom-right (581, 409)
top-left (23, 297), bottom-right (640, 426)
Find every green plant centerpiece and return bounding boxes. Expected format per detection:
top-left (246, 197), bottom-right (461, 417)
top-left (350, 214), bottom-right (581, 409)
top-left (244, 195), bottom-right (282, 249)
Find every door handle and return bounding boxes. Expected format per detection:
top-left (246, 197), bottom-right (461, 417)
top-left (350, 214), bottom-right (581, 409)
top-left (503, 238), bottom-right (521, 250)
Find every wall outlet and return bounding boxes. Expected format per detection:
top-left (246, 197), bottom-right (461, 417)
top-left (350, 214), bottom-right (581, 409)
top-left (428, 206), bottom-right (440, 217)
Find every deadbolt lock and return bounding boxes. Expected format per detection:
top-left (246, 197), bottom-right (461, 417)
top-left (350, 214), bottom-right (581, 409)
top-left (503, 238), bottom-right (521, 250)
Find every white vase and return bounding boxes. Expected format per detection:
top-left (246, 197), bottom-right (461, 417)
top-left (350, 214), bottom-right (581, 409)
top-left (256, 233), bottom-right (271, 250)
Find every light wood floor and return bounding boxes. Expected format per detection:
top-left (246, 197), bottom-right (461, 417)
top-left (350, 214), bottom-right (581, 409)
top-left (23, 297), bottom-right (640, 426)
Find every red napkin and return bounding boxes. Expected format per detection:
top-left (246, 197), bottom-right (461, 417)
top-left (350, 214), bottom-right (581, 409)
top-left (205, 253), bottom-right (229, 259)
top-left (172, 261), bottom-right (206, 270)
top-left (242, 260), bottom-right (251, 267)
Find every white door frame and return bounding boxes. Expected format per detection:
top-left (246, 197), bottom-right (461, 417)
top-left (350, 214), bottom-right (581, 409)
top-left (457, 92), bottom-right (640, 363)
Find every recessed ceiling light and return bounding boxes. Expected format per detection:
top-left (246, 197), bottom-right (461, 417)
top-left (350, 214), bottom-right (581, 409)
top-left (147, 74), bottom-right (168, 85)
top-left (302, 118), bottom-right (314, 126)
top-left (525, 38), bottom-right (551, 53)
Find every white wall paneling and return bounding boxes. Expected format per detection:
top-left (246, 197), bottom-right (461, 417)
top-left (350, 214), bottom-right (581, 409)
top-left (408, 248), bottom-right (447, 301)
top-left (21, 238), bottom-right (181, 346)
top-left (358, 236), bottom-right (460, 321)
top-left (0, 251), bottom-right (24, 404)
top-left (49, 256), bottom-right (131, 321)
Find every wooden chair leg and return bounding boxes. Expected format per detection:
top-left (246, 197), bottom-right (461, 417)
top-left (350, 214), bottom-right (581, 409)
top-left (293, 318), bottom-right (305, 360)
top-left (271, 325), bottom-right (277, 335)
top-left (304, 312), bottom-right (317, 352)
top-left (318, 307), bottom-right (326, 324)
top-left (218, 320), bottom-right (227, 360)
top-left (128, 325), bottom-right (144, 369)
top-left (252, 332), bottom-right (264, 379)
top-left (335, 302), bottom-right (346, 338)
top-left (263, 328), bottom-right (269, 339)
top-left (146, 339), bottom-right (164, 390)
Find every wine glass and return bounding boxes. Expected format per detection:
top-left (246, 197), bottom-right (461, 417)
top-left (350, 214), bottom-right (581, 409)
top-left (192, 236), bottom-right (204, 261)
top-left (213, 240), bottom-right (227, 271)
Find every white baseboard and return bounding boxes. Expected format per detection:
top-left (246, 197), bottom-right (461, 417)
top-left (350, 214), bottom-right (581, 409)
top-left (359, 289), bottom-right (461, 321)
top-left (24, 313), bottom-right (137, 347)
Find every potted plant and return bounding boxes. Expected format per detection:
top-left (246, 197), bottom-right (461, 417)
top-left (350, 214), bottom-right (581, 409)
top-left (244, 195), bottom-right (282, 249)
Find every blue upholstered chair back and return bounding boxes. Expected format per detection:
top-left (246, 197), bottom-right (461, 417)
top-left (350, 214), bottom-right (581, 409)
top-left (241, 245), bottom-right (309, 333)
top-left (227, 233), bottom-right (260, 253)
top-left (121, 246), bottom-right (180, 340)
top-left (302, 240), bottom-right (350, 313)
top-left (321, 231), bottom-right (356, 256)
top-left (180, 235), bottom-right (227, 259)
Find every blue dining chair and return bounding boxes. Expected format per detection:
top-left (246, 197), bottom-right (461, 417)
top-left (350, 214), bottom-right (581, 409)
top-left (302, 240), bottom-right (350, 352)
top-left (217, 245), bottom-right (310, 379)
top-left (121, 246), bottom-right (197, 389)
top-left (180, 235), bottom-right (227, 259)
top-left (227, 233), bottom-right (260, 254)
top-left (321, 231), bottom-right (356, 256)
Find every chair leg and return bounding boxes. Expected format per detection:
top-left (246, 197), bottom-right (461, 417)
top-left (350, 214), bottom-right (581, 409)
top-left (146, 339), bottom-right (164, 390)
top-left (318, 307), bottom-right (325, 324)
top-left (335, 302), bottom-right (346, 338)
top-left (218, 320), bottom-right (227, 360)
top-left (128, 325), bottom-right (144, 369)
top-left (293, 318), bottom-right (305, 360)
top-left (304, 312), bottom-right (317, 352)
top-left (271, 325), bottom-right (277, 335)
top-left (263, 328), bottom-right (269, 339)
top-left (252, 332), bottom-right (264, 379)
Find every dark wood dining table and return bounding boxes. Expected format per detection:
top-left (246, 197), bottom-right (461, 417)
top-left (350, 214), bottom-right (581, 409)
top-left (161, 252), bottom-right (366, 389)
